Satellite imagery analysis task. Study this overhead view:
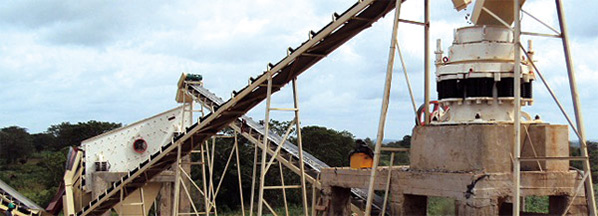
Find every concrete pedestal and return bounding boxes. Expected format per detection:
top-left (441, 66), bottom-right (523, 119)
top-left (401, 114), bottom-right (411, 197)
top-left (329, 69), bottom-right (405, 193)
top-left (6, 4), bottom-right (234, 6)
top-left (410, 123), bottom-right (569, 173)
top-left (319, 124), bottom-right (586, 215)
top-left (320, 167), bottom-right (587, 215)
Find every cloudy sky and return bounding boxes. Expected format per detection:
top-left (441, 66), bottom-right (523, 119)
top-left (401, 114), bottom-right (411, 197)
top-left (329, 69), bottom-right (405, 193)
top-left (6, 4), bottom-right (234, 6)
top-left (1, 0), bottom-right (597, 140)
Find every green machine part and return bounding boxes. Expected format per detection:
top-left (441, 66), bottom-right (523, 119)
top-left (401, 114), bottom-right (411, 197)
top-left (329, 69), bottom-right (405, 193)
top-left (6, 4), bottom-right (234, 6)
top-left (185, 74), bottom-right (203, 82)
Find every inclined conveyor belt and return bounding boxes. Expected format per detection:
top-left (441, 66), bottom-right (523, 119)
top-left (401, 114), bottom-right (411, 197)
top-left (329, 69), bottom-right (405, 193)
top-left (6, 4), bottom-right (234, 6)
top-left (191, 84), bottom-right (328, 172)
top-left (0, 179), bottom-right (43, 215)
top-left (189, 84), bottom-right (386, 212)
top-left (77, 0), bottom-right (396, 215)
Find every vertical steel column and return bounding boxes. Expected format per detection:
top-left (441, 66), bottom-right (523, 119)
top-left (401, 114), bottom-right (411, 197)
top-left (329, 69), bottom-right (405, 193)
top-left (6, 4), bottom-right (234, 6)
top-left (234, 132), bottom-right (247, 216)
top-left (206, 137), bottom-right (218, 215)
top-left (140, 188), bottom-right (147, 215)
top-left (423, 0), bottom-right (431, 125)
top-left (181, 85), bottom-right (187, 131)
top-left (198, 103), bottom-right (211, 216)
top-left (249, 134), bottom-right (259, 216)
top-left (173, 145), bottom-right (182, 215)
top-left (555, 1), bottom-right (597, 214)
top-left (278, 161), bottom-right (289, 216)
top-left (364, 0), bottom-right (402, 215)
top-left (257, 71), bottom-right (273, 216)
top-left (174, 84), bottom-right (188, 216)
top-left (311, 178), bottom-right (317, 216)
top-left (200, 142), bottom-right (210, 215)
top-left (292, 78), bottom-right (310, 216)
top-left (512, 0), bottom-right (522, 215)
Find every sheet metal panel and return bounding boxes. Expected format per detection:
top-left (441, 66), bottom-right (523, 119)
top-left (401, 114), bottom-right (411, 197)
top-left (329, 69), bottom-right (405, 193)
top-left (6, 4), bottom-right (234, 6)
top-left (82, 106), bottom-right (191, 191)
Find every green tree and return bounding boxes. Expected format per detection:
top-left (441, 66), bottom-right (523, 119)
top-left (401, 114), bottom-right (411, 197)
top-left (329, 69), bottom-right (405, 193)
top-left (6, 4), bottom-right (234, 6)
top-left (295, 126), bottom-right (355, 167)
top-left (268, 119), bottom-right (295, 137)
top-left (570, 141), bottom-right (598, 181)
top-left (37, 150), bottom-right (68, 188)
top-left (383, 135), bottom-right (412, 165)
top-left (0, 121), bottom-right (121, 207)
top-left (0, 126), bottom-right (34, 164)
top-left (31, 133), bottom-right (57, 152)
top-left (46, 120), bottom-right (121, 150)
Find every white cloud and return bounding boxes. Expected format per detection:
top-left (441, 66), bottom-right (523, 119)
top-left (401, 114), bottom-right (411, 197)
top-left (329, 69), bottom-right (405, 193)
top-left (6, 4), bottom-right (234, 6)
top-left (0, 0), bottom-right (596, 140)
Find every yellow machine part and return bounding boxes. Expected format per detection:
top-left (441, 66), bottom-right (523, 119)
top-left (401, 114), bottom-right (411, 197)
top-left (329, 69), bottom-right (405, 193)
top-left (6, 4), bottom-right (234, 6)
top-left (350, 153), bottom-right (373, 169)
top-left (0, 195), bottom-right (43, 216)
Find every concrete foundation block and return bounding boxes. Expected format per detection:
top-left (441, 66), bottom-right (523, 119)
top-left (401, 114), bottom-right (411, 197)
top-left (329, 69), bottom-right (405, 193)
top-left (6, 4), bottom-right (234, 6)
top-left (410, 123), bottom-right (569, 173)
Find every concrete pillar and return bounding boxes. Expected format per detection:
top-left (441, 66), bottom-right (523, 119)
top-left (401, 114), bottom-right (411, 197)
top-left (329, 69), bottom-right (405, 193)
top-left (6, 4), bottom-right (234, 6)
top-left (325, 186), bottom-right (352, 216)
top-left (159, 182), bottom-right (173, 216)
top-left (388, 193), bottom-right (404, 215)
top-left (179, 155), bottom-right (192, 213)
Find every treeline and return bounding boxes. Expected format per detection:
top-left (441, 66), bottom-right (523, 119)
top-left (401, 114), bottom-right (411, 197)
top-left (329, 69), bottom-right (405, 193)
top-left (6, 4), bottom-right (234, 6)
top-left (0, 120), bottom-right (397, 212)
top-left (2, 119), bottom-right (595, 214)
top-left (0, 121), bottom-right (121, 206)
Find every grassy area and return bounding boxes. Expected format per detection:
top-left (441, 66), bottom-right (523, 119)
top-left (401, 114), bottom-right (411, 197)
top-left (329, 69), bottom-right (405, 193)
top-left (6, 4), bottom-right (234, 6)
top-left (427, 197), bottom-right (455, 216)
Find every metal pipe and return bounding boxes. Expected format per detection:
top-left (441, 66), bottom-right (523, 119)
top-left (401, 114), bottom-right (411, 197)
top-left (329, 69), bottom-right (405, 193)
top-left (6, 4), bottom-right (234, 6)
top-left (563, 171), bottom-right (590, 214)
top-left (522, 125), bottom-right (543, 171)
top-left (292, 78), bottom-right (310, 216)
top-left (423, 0), bottom-right (431, 125)
top-left (264, 118), bottom-right (297, 173)
top-left (140, 188), bottom-right (147, 216)
top-left (521, 9), bottom-right (560, 35)
top-left (206, 138), bottom-right (218, 215)
top-left (179, 164), bottom-right (212, 204)
top-left (513, 0), bottom-right (522, 215)
top-left (212, 141), bottom-right (237, 199)
top-left (482, 7), bottom-right (513, 30)
top-left (234, 132), bottom-right (246, 216)
top-left (395, 42), bottom-right (418, 115)
top-left (173, 145), bottom-right (182, 215)
top-left (200, 142), bottom-right (210, 215)
top-left (520, 44), bottom-right (583, 141)
top-left (364, 0), bottom-right (402, 215)
top-left (249, 134), bottom-right (259, 216)
top-left (262, 200), bottom-right (279, 216)
top-left (179, 178), bottom-right (201, 216)
top-left (381, 152), bottom-right (395, 216)
top-left (311, 178), bottom-right (317, 216)
top-left (398, 19), bottom-right (425, 26)
top-left (555, 0), bottom-right (598, 214)
top-left (521, 31), bottom-right (561, 38)
top-left (279, 161), bottom-right (290, 216)
top-left (257, 71), bottom-right (273, 216)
